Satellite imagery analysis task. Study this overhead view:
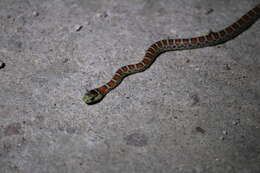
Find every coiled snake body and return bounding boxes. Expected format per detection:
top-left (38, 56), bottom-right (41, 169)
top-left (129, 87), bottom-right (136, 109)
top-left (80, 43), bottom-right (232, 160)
top-left (83, 4), bottom-right (260, 105)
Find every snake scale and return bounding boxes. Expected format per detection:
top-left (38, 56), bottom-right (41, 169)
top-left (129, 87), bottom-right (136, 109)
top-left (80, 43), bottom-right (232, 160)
top-left (83, 4), bottom-right (260, 105)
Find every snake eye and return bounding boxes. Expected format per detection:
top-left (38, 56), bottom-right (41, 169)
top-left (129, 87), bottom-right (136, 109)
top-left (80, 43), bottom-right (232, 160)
top-left (90, 90), bottom-right (98, 97)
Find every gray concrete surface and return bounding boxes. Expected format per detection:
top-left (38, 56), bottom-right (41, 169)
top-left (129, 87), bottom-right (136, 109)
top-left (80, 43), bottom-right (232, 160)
top-left (0, 0), bottom-right (260, 172)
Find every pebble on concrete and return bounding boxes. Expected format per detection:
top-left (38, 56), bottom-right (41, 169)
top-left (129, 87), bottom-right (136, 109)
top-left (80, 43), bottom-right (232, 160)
top-left (73, 25), bottom-right (83, 32)
top-left (0, 60), bottom-right (5, 69)
top-left (32, 11), bottom-right (39, 17)
top-left (222, 130), bottom-right (228, 135)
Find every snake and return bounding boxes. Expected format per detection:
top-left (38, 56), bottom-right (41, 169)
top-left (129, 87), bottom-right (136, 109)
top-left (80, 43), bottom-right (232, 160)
top-left (83, 4), bottom-right (260, 105)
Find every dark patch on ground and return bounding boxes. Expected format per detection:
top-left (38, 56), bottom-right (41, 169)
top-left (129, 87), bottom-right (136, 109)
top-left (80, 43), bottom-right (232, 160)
top-left (205, 8), bottom-right (214, 15)
top-left (124, 132), bottom-right (148, 147)
top-left (4, 122), bottom-right (23, 136)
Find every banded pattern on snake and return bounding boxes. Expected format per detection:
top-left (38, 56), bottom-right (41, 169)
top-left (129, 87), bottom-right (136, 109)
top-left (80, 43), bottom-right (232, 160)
top-left (83, 4), bottom-right (260, 105)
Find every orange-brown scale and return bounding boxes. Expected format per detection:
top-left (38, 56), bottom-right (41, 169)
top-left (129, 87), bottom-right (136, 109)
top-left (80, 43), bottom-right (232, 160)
top-left (198, 36), bottom-right (205, 42)
top-left (219, 31), bottom-right (226, 37)
top-left (116, 69), bottom-right (123, 75)
top-left (168, 39), bottom-right (174, 45)
top-left (136, 63), bottom-right (144, 68)
top-left (147, 47), bottom-right (156, 54)
top-left (238, 18), bottom-right (246, 25)
top-left (151, 44), bottom-right (159, 51)
top-left (145, 52), bottom-right (155, 60)
top-left (162, 40), bottom-right (168, 46)
top-left (122, 66), bottom-right (128, 72)
top-left (206, 34), bottom-right (214, 41)
top-left (128, 64), bottom-right (135, 70)
top-left (225, 27), bottom-right (234, 34)
top-left (175, 39), bottom-right (181, 44)
top-left (212, 32), bottom-right (219, 39)
top-left (142, 58), bottom-right (150, 65)
top-left (112, 74), bottom-right (121, 81)
top-left (107, 80), bottom-right (116, 88)
top-left (97, 85), bottom-right (109, 94)
top-left (155, 41), bottom-right (163, 48)
top-left (183, 39), bottom-right (189, 45)
top-left (191, 38), bottom-right (198, 44)
top-left (231, 23), bottom-right (240, 30)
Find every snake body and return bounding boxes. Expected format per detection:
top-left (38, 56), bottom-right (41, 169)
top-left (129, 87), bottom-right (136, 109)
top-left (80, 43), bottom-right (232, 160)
top-left (83, 4), bottom-right (260, 105)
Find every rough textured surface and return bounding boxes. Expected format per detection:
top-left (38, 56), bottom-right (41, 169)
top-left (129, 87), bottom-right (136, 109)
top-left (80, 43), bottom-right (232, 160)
top-left (0, 0), bottom-right (260, 173)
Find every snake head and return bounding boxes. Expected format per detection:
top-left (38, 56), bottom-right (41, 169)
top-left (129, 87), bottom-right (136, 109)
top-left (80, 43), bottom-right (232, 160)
top-left (82, 89), bottom-right (104, 105)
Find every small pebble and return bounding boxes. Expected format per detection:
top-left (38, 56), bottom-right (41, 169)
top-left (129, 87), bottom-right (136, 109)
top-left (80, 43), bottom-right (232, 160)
top-left (205, 8), bottom-right (214, 15)
top-left (33, 11), bottom-right (39, 17)
top-left (102, 12), bottom-right (108, 18)
top-left (73, 25), bottom-right (83, 32)
top-left (220, 136), bottom-right (225, 140)
top-left (0, 60), bottom-right (5, 69)
top-left (222, 130), bottom-right (228, 135)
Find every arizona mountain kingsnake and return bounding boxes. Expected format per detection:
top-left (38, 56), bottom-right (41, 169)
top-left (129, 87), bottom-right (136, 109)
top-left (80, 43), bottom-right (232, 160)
top-left (83, 4), bottom-right (260, 105)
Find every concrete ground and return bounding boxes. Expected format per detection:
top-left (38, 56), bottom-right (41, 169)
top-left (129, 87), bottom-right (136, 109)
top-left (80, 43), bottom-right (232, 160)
top-left (0, 0), bottom-right (260, 172)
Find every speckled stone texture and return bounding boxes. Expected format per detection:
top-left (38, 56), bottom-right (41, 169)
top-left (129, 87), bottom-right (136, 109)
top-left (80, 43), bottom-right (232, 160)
top-left (0, 0), bottom-right (260, 173)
